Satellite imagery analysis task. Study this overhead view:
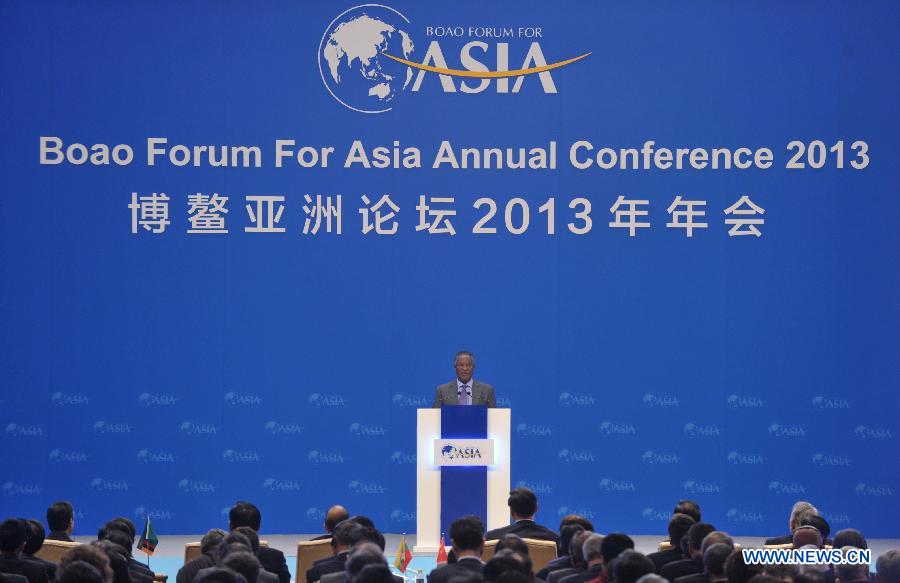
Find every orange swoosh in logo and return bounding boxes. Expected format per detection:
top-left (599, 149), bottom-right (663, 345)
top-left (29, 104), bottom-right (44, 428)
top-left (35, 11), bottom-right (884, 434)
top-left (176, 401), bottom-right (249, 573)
top-left (381, 51), bottom-right (592, 78)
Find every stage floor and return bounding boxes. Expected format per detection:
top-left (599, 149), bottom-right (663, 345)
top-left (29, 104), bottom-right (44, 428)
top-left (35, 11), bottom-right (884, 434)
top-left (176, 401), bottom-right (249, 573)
top-left (78, 534), bottom-right (897, 582)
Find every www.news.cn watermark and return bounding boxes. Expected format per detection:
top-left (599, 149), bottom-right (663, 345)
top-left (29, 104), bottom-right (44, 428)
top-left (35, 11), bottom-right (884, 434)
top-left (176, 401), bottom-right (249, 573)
top-left (742, 548), bottom-right (871, 566)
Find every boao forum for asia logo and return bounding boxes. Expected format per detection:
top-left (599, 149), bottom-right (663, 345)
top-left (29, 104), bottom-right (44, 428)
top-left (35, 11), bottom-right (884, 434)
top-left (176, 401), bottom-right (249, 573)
top-left (318, 4), bottom-right (590, 113)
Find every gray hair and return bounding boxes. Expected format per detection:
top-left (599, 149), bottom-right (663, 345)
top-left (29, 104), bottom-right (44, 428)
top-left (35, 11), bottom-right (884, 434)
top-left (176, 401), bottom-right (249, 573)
top-left (876, 550), bottom-right (900, 583)
top-left (454, 351), bottom-right (476, 365)
top-left (635, 575), bottom-right (668, 583)
top-left (790, 501), bottom-right (818, 528)
top-left (582, 534), bottom-right (605, 562)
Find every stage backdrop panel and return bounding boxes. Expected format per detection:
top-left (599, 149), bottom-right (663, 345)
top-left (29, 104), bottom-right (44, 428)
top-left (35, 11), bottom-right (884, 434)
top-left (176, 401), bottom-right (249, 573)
top-left (1, 1), bottom-right (898, 537)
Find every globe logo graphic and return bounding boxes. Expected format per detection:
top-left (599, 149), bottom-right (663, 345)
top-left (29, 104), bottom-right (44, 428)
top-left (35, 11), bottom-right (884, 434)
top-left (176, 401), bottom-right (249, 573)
top-left (318, 4), bottom-right (415, 113)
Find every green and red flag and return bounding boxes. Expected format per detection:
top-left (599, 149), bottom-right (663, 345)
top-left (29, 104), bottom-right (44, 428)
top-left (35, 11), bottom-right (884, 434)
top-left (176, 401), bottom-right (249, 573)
top-left (138, 515), bottom-right (158, 556)
top-left (393, 535), bottom-right (412, 573)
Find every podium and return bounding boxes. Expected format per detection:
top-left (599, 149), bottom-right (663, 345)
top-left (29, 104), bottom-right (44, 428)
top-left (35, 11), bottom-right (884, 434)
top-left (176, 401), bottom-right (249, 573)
top-left (414, 407), bottom-right (511, 553)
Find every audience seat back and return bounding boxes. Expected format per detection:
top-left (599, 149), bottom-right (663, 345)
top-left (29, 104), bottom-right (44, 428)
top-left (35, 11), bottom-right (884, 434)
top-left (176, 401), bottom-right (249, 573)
top-left (522, 538), bottom-right (558, 574)
top-left (34, 539), bottom-right (80, 564)
top-left (296, 539), bottom-right (333, 582)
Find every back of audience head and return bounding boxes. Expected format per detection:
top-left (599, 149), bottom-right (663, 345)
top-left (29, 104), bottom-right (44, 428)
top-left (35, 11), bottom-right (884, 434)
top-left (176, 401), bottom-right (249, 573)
top-left (799, 516), bottom-right (830, 542)
top-left (701, 532), bottom-right (734, 554)
top-left (229, 502), bottom-right (262, 531)
top-left (0, 518), bottom-right (28, 554)
top-left (195, 567), bottom-right (248, 583)
top-left (58, 561), bottom-right (106, 583)
top-left (346, 542), bottom-right (387, 583)
top-left (704, 543), bottom-right (734, 579)
top-left (834, 547), bottom-right (869, 583)
top-left (789, 502), bottom-right (818, 531)
top-left (496, 534), bottom-right (529, 557)
top-left (674, 500), bottom-right (702, 523)
top-left (483, 549), bottom-right (533, 583)
top-left (201, 529), bottom-right (229, 556)
top-left (332, 520), bottom-right (366, 551)
top-left (449, 515), bottom-right (484, 555)
top-left (102, 529), bottom-right (134, 557)
top-left (218, 532), bottom-right (253, 561)
top-left (324, 506), bottom-right (350, 534)
top-left (792, 526), bottom-right (822, 549)
top-left (668, 513), bottom-right (696, 548)
top-left (601, 534), bottom-right (634, 565)
top-left (23, 519), bottom-right (46, 555)
top-left (109, 518), bottom-right (136, 541)
top-left (794, 570), bottom-right (828, 583)
top-left (60, 544), bottom-right (114, 583)
top-left (635, 575), bottom-right (667, 583)
top-left (221, 552), bottom-right (263, 583)
top-left (355, 564), bottom-right (393, 583)
top-left (762, 563), bottom-right (798, 582)
top-left (832, 529), bottom-right (866, 551)
top-left (581, 533), bottom-right (604, 566)
top-left (559, 515), bottom-right (594, 534)
top-left (876, 550), bottom-right (900, 583)
top-left (232, 527), bottom-right (260, 554)
top-left (559, 525), bottom-right (585, 558)
top-left (725, 548), bottom-right (763, 583)
top-left (47, 501), bottom-right (75, 534)
top-left (507, 488), bottom-right (539, 520)
top-left (612, 550), bottom-right (655, 583)
top-left (570, 530), bottom-right (595, 568)
top-left (348, 516), bottom-right (375, 529)
top-left (359, 526), bottom-right (386, 551)
top-left (91, 540), bottom-right (132, 583)
top-left (686, 524), bottom-right (717, 557)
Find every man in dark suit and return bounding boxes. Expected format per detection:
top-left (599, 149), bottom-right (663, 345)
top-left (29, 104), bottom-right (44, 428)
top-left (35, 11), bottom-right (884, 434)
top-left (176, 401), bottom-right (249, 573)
top-left (485, 488), bottom-right (558, 543)
top-left (45, 502), bottom-right (74, 542)
top-left (647, 513), bottom-right (695, 573)
top-left (20, 520), bottom-right (56, 582)
top-left (764, 501), bottom-right (817, 546)
top-left (560, 533), bottom-right (633, 583)
top-left (612, 551), bottom-right (655, 583)
top-left (428, 516), bottom-right (485, 583)
top-left (229, 502), bottom-right (291, 583)
top-left (99, 521), bottom-right (153, 583)
top-left (311, 507), bottom-right (350, 542)
top-left (433, 351), bottom-right (496, 407)
top-left (177, 529), bottom-right (227, 583)
top-left (671, 532), bottom-right (733, 583)
top-left (0, 519), bottom-right (50, 583)
top-left (306, 521), bottom-right (365, 583)
top-left (661, 524), bottom-right (716, 582)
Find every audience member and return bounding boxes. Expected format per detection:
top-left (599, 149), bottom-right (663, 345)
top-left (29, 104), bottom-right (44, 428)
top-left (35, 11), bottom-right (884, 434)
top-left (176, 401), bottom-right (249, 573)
top-left (428, 516), bottom-right (485, 583)
top-left (306, 520), bottom-right (365, 583)
top-left (648, 514), bottom-right (696, 573)
top-left (194, 568), bottom-right (247, 583)
top-left (546, 531), bottom-right (594, 583)
top-left (312, 507), bottom-right (350, 542)
top-left (0, 519), bottom-right (50, 583)
top-left (538, 525), bottom-right (586, 580)
top-left (483, 550), bottom-right (532, 583)
top-left (496, 536), bottom-right (529, 557)
top-left (876, 550), bottom-right (900, 583)
top-left (765, 503), bottom-right (818, 546)
top-left (724, 549), bottom-right (762, 583)
top-left (833, 547), bottom-right (869, 583)
top-left (674, 502), bottom-right (702, 524)
top-left (798, 517), bottom-right (830, 546)
top-left (702, 543), bottom-right (732, 583)
top-left (674, 533), bottom-right (734, 583)
top-left (90, 540), bottom-right (132, 583)
top-left (178, 530), bottom-right (227, 583)
top-left (831, 530), bottom-right (866, 551)
top-left (57, 561), bottom-right (105, 583)
top-left (355, 565), bottom-right (394, 583)
top-left (661, 525), bottom-right (715, 581)
top-left (486, 488), bottom-right (558, 543)
top-left (612, 551), bottom-right (655, 583)
top-left (220, 553), bottom-right (265, 583)
top-left (345, 543), bottom-right (390, 583)
top-left (556, 517), bottom-right (595, 557)
top-left (21, 520), bottom-right (56, 581)
top-left (760, 563), bottom-right (797, 583)
top-left (46, 502), bottom-right (75, 542)
top-left (229, 502), bottom-right (290, 583)
top-left (59, 544), bottom-right (113, 583)
top-left (560, 534), bottom-right (604, 583)
top-left (791, 527), bottom-right (822, 550)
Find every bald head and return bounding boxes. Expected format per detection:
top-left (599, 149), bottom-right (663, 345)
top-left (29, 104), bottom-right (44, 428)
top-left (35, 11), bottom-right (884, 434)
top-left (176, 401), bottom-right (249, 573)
top-left (325, 506), bottom-right (350, 533)
top-left (793, 527), bottom-right (822, 549)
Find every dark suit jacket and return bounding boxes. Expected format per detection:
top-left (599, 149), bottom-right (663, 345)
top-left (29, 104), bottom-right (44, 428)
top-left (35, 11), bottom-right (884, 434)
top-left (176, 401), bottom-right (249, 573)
top-left (558, 564), bottom-right (601, 583)
top-left (0, 555), bottom-right (50, 583)
top-left (195, 567), bottom-right (278, 583)
top-left (309, 534), bottom-right (332, 542)
top-left (485, 520), bottom-right (559, 543)
top-left (536, 557), bottom-right (572, 581)
top-left (661, 558), bottom-right (703, 582)
top-left (428, 557), bottom-right (485, 583)
top-left (127, 557), bottom-right (154, 583)
top-left (45, 532), bottom-right (73, 542)
top-left (177, 553), bottom-right (217, 583)
top-left (20, 556), bottom-right (56, 582)
top-left (306, 552), bottom-right (348, 583)
top-left (674, 573), bottom-right (708, 583)
top-left (1, 575), bottom-right (28, 583)
top-left (258, 547), bottom-right (291, 583)
top-left (547, 568), bottom-right (581, 583)
top-left (647, 547), bottom-right (684, 573)
top-left (434, 381), bottom-right (496, 407)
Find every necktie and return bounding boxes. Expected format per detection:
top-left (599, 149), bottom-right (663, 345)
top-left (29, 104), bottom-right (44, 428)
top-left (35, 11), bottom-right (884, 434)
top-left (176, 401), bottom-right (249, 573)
top-left (460, 385), bottom-right (470, 405)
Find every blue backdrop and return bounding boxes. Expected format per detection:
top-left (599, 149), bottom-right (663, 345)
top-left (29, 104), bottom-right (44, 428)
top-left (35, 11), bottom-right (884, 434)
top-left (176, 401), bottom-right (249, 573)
top-left (1, 1), bottom-right (898, 538)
